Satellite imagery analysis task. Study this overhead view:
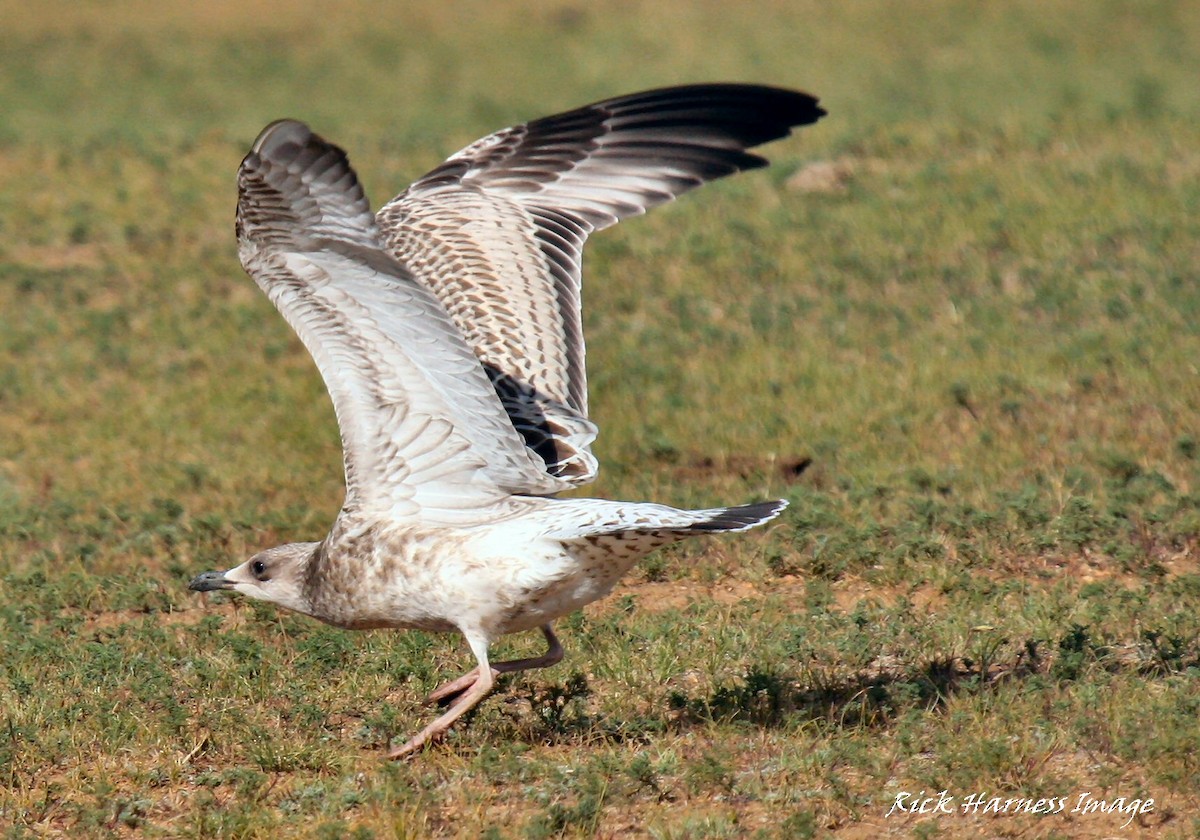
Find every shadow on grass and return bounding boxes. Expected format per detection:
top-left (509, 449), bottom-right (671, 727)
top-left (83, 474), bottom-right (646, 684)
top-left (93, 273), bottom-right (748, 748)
top-left (511, 624), bottom-right (1199, 744)
top-left (668, 656), bottom-right (989, 731)
top-left (675, 626), bottom-right (1200, 732)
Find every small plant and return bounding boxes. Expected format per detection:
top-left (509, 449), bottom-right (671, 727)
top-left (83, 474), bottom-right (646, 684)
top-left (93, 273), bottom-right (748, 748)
top-left (531, 671), bottom-right (591, 735)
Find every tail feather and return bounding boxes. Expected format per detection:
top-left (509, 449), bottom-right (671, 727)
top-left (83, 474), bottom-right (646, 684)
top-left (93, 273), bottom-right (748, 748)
top-left (555, 498), bottom-right (788, 577)
top-left (682, 499), bottom-right (788, 533)
top-left (552, 498), bottom-right (788, 543)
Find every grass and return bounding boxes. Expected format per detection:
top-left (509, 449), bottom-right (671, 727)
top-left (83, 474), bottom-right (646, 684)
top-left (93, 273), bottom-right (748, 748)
top-left (1, 0), bottom-right (1199, 836)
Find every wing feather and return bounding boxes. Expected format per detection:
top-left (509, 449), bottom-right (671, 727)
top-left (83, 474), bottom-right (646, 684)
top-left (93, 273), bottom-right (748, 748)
top-left (237, 120), bottom-right (570, 525)
top-left (377, 83), bottom-right (825, 484)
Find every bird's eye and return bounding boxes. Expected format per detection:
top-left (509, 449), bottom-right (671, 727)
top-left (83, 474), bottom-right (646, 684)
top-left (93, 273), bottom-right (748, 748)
top-left (251, 560), bottom-right (268, 580)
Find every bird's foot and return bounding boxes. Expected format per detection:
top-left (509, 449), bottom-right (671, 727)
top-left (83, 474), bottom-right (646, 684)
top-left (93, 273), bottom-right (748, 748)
top-left (424, 667), bottom-right (483, 705)
top-left (390, 666), bottom-right (498, 760)
top-left (387, 727), bottom-right (444, 760)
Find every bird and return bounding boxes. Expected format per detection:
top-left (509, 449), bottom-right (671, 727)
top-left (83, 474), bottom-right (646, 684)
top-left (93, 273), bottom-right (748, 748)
top-left (189, 83), bottom-right (826, 759)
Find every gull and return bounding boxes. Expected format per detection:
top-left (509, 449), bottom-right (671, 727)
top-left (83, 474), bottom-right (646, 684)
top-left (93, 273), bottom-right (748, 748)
top-left (189, 83), bottom-right (825, 758)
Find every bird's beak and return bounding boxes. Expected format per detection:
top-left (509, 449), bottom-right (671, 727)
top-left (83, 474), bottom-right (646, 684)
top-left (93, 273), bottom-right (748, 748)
top-left (189, 570), bottom-right (234, 592)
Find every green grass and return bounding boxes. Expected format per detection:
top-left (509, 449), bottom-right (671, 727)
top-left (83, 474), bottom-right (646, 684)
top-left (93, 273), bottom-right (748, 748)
top-left (2, 0), bottom-right (1199, 836)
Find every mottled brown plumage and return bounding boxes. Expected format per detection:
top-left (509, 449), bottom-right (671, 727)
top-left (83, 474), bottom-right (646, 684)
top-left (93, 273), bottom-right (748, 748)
top-left (189, 84), bottom-right (823, 758)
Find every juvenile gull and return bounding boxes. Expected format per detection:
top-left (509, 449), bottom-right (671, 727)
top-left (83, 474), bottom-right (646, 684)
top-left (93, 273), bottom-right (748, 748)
top-left (190, 84), bottom-right (825, 758)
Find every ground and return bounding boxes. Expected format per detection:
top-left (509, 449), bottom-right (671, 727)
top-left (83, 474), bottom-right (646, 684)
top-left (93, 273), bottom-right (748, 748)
top-left (1, 1), bottom-right (1198, 837)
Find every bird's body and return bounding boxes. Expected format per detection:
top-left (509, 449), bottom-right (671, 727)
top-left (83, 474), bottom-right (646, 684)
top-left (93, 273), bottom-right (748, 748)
top-left (280, 497), bottom-right (781, 635)
top-left (190, 83), bottom-right (825, 757)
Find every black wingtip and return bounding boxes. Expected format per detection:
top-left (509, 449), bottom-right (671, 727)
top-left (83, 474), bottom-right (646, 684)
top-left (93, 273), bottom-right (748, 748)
top-left (597, 82), bottom-right (827, 139)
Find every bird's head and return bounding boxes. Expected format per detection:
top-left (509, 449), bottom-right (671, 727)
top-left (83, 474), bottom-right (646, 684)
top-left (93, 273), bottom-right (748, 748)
top-left (189, 541), bottom-right (319, 615)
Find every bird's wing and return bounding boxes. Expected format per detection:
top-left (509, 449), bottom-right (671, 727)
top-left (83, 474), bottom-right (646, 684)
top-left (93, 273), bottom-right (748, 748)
top-left (377, 84), bottom-right (826, 485)
top-left (237, 120), bottom-right (572, 525)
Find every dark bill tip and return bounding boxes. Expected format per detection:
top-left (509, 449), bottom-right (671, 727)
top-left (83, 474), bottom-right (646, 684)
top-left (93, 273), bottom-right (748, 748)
top-left (189, 570), bottom-right (234, 592)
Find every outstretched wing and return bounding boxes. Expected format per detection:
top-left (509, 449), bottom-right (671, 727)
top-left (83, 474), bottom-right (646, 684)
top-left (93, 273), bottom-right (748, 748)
top-left (237, 120), bottom-right (572, 525)
top-left (377, 83), bottom-right (825, 485)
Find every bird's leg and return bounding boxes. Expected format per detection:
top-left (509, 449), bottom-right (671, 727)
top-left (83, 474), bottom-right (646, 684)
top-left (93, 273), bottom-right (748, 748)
top-left (389, 635), bottom-right (496, 760)
top-left (424, 624), bottom-right (564, 705)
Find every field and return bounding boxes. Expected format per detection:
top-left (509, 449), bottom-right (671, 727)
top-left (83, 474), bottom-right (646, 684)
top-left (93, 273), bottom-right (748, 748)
top-left (1, 0), bottom-right (1199, 837)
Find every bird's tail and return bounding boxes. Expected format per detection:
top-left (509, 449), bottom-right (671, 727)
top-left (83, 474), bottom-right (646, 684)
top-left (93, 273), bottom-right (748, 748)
top-left (671, 499), bottom-right (789, 534)
top-left (543, 498), bottom-right (786, 595)
top-left (550, 498), bottom-right (787, 559)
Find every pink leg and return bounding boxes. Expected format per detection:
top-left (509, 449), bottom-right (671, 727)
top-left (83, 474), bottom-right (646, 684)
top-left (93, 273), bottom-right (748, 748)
top-left (388, 639), bottom-right (496, 760)
top-left (424, 624), bottom-right (563, 705)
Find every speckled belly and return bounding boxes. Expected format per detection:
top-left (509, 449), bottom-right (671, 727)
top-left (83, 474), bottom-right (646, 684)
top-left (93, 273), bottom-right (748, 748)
top-left (493, 530), bottom-right (673, 635)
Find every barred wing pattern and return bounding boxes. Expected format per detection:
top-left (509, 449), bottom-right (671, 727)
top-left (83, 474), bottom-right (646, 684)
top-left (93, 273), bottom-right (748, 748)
top-left (236, 120), bottom-right (572, 525)
top-left (377, 84), bottom-right (825, 485)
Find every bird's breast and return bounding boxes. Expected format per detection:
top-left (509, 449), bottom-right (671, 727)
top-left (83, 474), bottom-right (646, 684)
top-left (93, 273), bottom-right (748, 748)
top-left (303, 524), bottom-right (471, 631)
